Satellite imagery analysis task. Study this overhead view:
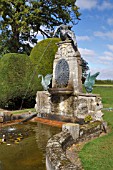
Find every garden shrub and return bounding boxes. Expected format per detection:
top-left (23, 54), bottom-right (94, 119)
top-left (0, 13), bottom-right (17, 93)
top-left (0, 38), bottom-right (60, 110)
top-left (30, 38), bottom-right (60, 90)
top-left (0, 53), bottom-right (35, 110)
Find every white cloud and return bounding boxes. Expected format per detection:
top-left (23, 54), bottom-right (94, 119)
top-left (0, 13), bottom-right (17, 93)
top-left (78, 47), bottom-right (96, 57)
top-left (100, 56), bottom-right (113, 61)
top-left (76, 0), bottom-right (113, 11)
top-left (94, 31), bottom-right (113, 39)
top-left (98, 51), bottom-right (113, 64)
top-left (104, 51), bottom-right (113, 57)
top-left (76, 0), bottom-right (97, 10)
top-left (91, 67), bottom-right (113, 80)
top-left (107, 18), bottom-right (113, 26)
top-left (78, 48), bottom-right (113, 80)
top-left (107, 44), bottom-right (113, 51)
top-left (76, 35), bottom-right (90, 41)
top-left (98, 1), bottom-right (113, 10)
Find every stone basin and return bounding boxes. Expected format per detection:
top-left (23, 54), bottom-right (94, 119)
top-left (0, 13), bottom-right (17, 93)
top-left (48, 88), bottom-right (73, 95)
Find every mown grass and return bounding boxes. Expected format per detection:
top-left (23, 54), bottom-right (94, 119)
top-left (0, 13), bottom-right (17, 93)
top-left (93, 86), bottom-right (113, 108)
top-left (79, 86), bottom-right (113, 170)
top-left (12, 108), bottom-right (36, 114)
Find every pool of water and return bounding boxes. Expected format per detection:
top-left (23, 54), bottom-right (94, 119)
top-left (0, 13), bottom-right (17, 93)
top-left (0, 122), bottom-right (61, 170)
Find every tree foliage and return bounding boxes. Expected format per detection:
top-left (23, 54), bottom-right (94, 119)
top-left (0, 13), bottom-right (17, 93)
top-left (0, 0), bottom-right (81, 55)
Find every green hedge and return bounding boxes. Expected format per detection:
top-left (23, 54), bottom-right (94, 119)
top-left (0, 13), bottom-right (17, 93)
top-left (30, 38), bottom-right (60, 79)
top-left (0, 53), bottom-right (35, 109)
top-left (0, 38), bottom-right (60, 110)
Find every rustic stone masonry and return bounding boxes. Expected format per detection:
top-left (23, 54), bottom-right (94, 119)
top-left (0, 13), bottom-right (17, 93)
top-left (35, 39), bottom-right (103, 121)
top-left (46, 130), bottom-right (81, 170)
top-left (35, 91), bottom-right (103, 121)
top-left (46, 121), bottom-right (106, 170)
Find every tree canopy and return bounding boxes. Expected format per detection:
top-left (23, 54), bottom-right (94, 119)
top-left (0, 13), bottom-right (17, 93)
top-left (0, 0), bottom-right (81, 56)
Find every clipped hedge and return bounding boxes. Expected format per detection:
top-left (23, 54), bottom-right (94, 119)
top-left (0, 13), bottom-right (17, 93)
top-left (0, 53), bottom-right (35, 110)
top-left (0, 38), bottom-right (60, 110)
top-left (30, 38), bottom-right (60, 80)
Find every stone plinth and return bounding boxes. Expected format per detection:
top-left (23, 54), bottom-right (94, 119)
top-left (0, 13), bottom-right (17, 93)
top-left (52, 41), bottom-right (82, 93)
top-left (75, 93), bottom-right (103, 120)
top-left (35, 91), bottom-right (104, 121)
top-left (35, 91), bottom-right (51, 115)
top-left (62, 123), bottom-right (80, 140)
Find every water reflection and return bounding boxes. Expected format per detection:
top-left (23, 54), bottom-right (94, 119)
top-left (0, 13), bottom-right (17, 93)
top-left (0, 122), bottom-right (61, 170)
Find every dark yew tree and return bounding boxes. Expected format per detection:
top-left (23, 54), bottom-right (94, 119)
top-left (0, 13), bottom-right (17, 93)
top-left (81, 57), bottom-right (89, 83)
top-left (0, 0), bottom-right (81, 55)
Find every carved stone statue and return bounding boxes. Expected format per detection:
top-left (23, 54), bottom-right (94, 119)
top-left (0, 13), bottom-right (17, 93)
top-left (84, 72), bottom-right (100, 93)
top-left (53, 24), bottom-right (77, 48)
top-left (38, 74), bottom-right (53, 91)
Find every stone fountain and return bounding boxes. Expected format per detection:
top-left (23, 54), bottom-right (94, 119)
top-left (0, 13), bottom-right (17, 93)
top-left (35, 24), bottom-right (103, 122)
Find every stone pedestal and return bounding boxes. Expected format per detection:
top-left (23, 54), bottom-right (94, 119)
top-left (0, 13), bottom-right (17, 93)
top-left (52, 41), bottom-right (82, 92)
top-left (35, 91), bottom-right (51, 115)
top-left (35, 91), bottom-right (103, 121)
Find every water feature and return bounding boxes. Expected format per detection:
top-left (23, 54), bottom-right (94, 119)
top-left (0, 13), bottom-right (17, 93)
top-left (0, 122), bottom-right (61, 170)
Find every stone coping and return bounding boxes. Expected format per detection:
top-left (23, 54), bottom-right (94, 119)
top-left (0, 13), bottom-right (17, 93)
top-left (46, 121), bottom-right (105, 170)
top-left (48, 88), bottom-right (73, 95)
top-left (77, 92), bottom-right (100, 97)
top-left (46, 130), bottom-right (79, 170)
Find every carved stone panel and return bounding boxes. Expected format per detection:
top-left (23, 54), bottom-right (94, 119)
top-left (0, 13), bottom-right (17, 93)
top-left (55, 59), bottom-right (69, 87)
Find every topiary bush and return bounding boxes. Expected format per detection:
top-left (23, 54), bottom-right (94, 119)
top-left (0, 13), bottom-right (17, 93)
top-left (0, 53), bottom-right (35, 110)
top-left (30, 38), bottom-right (60, 89)
top-left (0, 38), bottom-right (60, 110)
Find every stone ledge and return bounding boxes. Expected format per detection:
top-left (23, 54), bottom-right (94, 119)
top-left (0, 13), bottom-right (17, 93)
top-left (46, 130), bottom-right (81, 170)
top-left (46, 121), bottom-right (106, 170)
top-left (77, 93), bottom-right (100, 97)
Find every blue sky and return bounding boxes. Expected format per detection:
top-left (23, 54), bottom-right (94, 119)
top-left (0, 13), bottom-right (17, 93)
top-left (37, 0), bottom-right (113, 80)
top-left (74, 0), bottom-right (113, 80)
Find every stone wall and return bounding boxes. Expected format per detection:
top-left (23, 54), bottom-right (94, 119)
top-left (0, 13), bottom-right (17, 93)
top-left (0, 111), bottom-right (36, 123)
top-left (46, 130), bottom-right (79, 170)
top-left (35, 91), bottom-right (103, 121)
top-left (35, 91), bottom-right (51, 115)
top-left (46, 121), bottom-right (105, 170)
top-left (74, 93), bottom-right (103, 121)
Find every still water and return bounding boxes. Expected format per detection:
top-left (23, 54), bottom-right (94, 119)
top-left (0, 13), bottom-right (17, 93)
top-left (0, 122), bottom-right (61, 170)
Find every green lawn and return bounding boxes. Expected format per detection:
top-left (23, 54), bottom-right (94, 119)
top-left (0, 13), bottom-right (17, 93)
top-left (79, 86), bottom-right (113, 170)
top-left (93, 86), bottom-right (113, 108)
top-left (12, 108), bottom-right (36, 114)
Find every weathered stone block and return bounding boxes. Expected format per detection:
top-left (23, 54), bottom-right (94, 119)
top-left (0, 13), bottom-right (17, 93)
top-left (62, 123), bottom-right (80, 141)
top-left (35, 91), bottom-right (51, 114)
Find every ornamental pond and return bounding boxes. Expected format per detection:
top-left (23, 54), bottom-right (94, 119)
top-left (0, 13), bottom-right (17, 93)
top-left (0, 122), bottom-right (61, 170)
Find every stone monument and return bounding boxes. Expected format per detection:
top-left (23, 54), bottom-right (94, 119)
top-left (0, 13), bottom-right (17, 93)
top-left (35, 24), bottom-right (103, 122)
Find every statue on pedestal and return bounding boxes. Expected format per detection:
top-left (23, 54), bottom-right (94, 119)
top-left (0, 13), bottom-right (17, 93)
top-left (53, 24), bottom-right (77, 48)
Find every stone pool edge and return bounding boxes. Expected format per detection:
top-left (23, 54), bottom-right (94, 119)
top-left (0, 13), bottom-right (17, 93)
top-left (46, 121), bottom-right (107, 170)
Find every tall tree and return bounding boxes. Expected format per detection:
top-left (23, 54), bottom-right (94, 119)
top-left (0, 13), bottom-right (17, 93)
top-left (0, 0), bottom-right (81, 55)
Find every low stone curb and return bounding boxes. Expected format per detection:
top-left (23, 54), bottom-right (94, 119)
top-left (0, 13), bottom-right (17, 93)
top-left (46, 130), bottom-right (81, 170)
top-left (46, 121), bottom-right (106, 170)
